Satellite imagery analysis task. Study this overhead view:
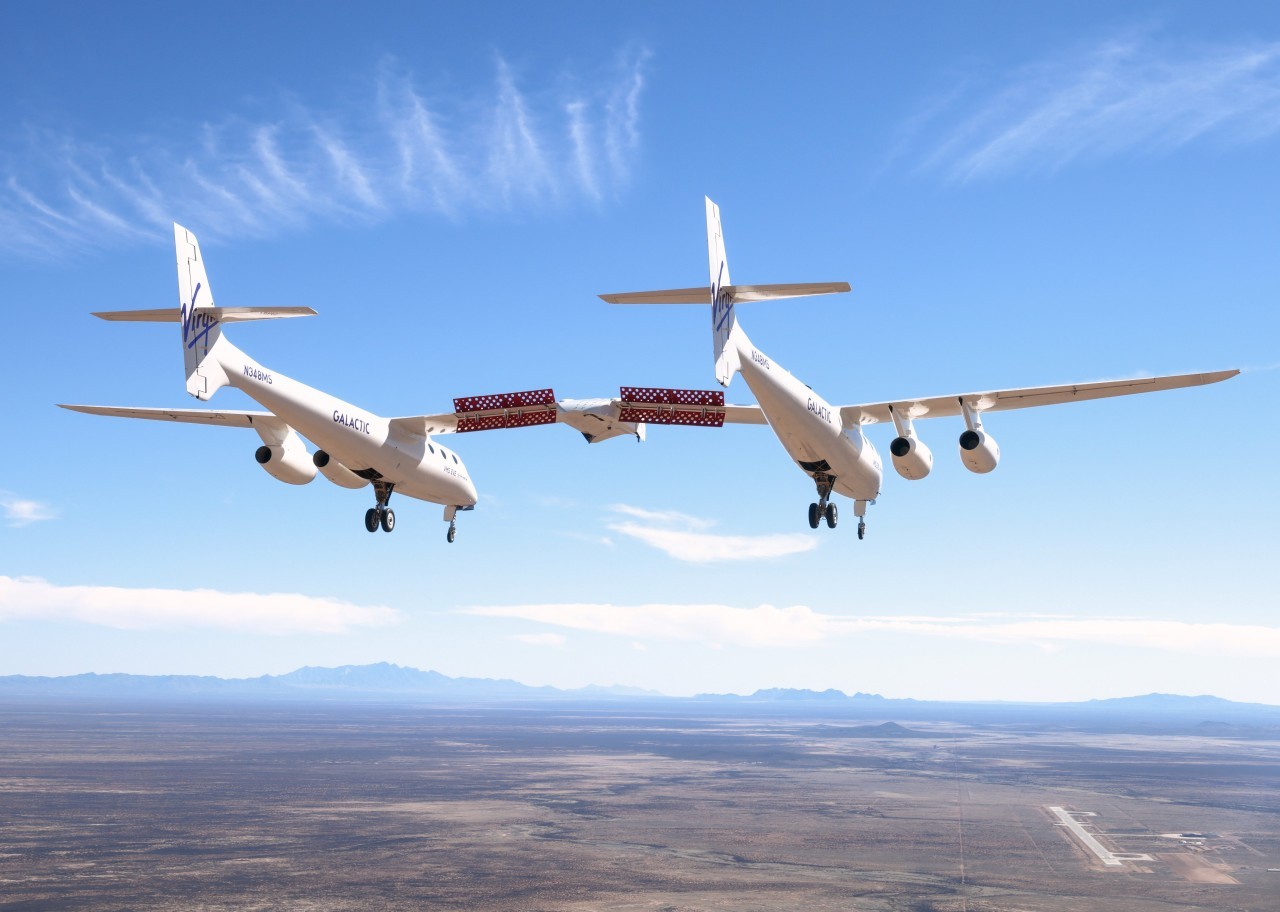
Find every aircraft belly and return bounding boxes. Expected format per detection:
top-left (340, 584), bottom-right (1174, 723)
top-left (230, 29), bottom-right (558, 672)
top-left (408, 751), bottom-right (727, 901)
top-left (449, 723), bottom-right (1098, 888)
top-left (741, 371), bottom-right (841, 463)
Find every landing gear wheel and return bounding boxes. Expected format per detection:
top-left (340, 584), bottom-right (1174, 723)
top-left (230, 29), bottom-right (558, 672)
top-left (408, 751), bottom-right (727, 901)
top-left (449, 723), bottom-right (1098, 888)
top-left (446, 524), bottom-right (457, 544)
top-left (364, 508), bottom-right (379, 533)
top-left (825, 502), bottom-right (838, 529)
top-left (380, 508), bottom-right (395, 533)
top-left (857, 520), bottom-right (866, 540)
top-left (808, 503), bottom-right (820, 529)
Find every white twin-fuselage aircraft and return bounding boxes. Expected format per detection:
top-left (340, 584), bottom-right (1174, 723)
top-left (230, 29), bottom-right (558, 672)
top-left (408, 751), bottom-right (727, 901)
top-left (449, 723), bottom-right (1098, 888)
top-left (63, 208), bottom-right (1237, 543)
top-left (598, 198), bottom-right (1238, 539)
top-left (61, 225), bottom-right (645, 542)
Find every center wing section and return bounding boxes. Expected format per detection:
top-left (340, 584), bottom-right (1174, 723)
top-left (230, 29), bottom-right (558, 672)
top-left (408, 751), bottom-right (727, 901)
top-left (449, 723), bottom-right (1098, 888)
top-left (387, 387), bottom-right (766, 444)
top-left (837, 370), bottom-right (1240, 427)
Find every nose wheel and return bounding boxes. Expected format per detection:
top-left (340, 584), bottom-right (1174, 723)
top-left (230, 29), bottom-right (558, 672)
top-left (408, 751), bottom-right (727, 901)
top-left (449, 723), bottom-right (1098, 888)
top-left (443, 504), bottom-right (470, 544)
top-left (364, 482), bottom-right (396, 533)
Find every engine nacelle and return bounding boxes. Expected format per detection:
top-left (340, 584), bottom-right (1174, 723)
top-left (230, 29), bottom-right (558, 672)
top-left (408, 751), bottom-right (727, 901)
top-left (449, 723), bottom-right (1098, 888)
top-left (889, 435), bottom-right (933, 481)
top-left (958, 429), bottom-right (1000, 474)
top-left (312, 450), bottom-right (370, 489)
top-left (254, 440), bottom-right (316, 485)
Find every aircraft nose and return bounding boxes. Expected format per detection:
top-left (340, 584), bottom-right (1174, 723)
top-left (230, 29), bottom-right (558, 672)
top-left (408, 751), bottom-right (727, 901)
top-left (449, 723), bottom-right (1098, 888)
top-left (459, 472), bottom-right (478, 506)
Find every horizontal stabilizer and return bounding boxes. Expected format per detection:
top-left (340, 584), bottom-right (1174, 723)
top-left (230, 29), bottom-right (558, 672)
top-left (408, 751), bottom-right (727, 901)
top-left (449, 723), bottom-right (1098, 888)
top-left (618, 387), bottom-right (726, 427)
top-left (727, 281), bottom-right (850, 302)
top-left (94, 306), bottom-right (317, 322)
top-left (452, 388), bottom-right (557, 432)
top-left (600, 287), bottom-right (708, 305)
top-left (600, 282), bottom-right (849, 306)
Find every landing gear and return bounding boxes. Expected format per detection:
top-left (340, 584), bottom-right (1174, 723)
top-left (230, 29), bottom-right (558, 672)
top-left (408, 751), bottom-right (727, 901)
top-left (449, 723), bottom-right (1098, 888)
top-left (854, 498), bottom-right (871, 541)
top-left (444, 504), bottom-right (468, 544)
top-left (364, 482), bottom-right (396, 534)
top-left (808, 473), bottom-right (836, 531)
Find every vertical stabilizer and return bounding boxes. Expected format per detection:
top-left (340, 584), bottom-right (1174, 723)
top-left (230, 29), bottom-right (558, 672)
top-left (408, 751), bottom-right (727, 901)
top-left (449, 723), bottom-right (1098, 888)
top-left (175, 224), bottom-right (229, 400)
top-left (706, 197), bottom-right (741, 387)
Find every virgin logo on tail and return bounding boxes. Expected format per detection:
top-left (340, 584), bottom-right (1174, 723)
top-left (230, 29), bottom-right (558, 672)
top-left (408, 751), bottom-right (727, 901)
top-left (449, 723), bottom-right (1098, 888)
top-left (181, 282), bottom-right (218, 350)
top-left (711, 262), bottom-right (733, 332)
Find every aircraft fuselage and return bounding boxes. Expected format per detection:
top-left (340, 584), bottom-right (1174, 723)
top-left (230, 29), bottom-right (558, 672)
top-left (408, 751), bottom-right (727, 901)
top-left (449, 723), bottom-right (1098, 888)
top-left (733, 329), bottom-right (882, 502)
top-left (220, 340), bottom-right (478, 508)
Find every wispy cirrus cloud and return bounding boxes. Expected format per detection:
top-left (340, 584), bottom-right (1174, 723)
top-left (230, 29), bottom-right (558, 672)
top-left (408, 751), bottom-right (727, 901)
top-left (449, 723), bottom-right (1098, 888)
top-left (900, 33), bottom-right (1280, 181)
top-left (0, 46), bottom-right (649, 259)
top-left (463, 601), bottom-right (1280, 658)
top-left (607, 503), bottom-right (816, 563)
top-left (0, 492), bottom-right (56, 527)
top-left (0, 575), bottom-right (398, 635)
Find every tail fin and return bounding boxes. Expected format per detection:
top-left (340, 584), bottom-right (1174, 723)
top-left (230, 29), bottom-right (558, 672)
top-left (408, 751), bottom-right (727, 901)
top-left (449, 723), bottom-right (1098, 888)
top-left (175, 224), bottom-right (230, 400)
top-left (599, 197), bottom-right (851, 388)
top-left (706, 197), bottom-right (741, 387)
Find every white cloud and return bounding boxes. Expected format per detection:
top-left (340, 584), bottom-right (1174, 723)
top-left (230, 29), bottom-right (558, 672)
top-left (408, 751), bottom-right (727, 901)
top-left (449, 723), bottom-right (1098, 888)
top-left (904, 33), bottom-right (1280, 181)
top-left (0, 47), bottom-right (650, 258)
top-left (0, 492), bottom-right (56, 527)
top-left (465, 602), bottom-right (835, 647)
top-left (512, 632), bottom-right (566, 648)
top-left (463, 601), bottom-right (1280, 658)
top-left (0, 575), bottom-right (399, 635)
top-left (607, 503), bottom-right (816, 563)
top-left (609, 504), bottom-right (715, 529)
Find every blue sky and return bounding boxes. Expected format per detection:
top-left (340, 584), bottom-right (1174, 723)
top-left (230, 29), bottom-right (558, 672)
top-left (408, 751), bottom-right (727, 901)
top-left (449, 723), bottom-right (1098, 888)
top-left (2, 1), bottom-right (1278, 702)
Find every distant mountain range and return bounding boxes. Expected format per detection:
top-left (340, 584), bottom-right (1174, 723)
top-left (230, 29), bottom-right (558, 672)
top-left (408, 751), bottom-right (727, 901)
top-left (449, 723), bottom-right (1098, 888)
top-left (0, 664), bottom-right (1276, 724)
top-left (0, 663), bottom-right (660, 700)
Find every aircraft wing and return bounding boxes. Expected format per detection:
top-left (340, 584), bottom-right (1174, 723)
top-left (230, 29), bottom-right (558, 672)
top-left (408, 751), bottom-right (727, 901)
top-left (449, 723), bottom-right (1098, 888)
top-left (837, 369), bottom-right (1240, 426)
top-left (387, 414), bottom-right (460, 436)
top-left (389, 397), bottom-right (644, 444)
top-left (723, 404), bottom-right (768, 424)
top-left (388, 387), bottom-right (767, 444)
top-left (59, 404), bottom-right (279, 427)
top-left (59, 404), bottom-right (295, 446)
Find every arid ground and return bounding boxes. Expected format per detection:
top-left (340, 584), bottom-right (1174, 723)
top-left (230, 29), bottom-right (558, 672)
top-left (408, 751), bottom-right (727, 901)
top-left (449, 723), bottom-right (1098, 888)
top-left (1, 701), bottom-right (1277, 911)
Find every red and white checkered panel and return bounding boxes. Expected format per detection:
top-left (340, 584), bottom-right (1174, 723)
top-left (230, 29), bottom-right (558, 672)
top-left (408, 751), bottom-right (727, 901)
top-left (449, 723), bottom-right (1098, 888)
top-left (618, 387), bottom-right (726, 427)
top-left (453, 388), bottom-right (555, 412)
top-left (453, 388), bottom-right (557, 432)
top-left (619, 387), bottom-right (724, 407)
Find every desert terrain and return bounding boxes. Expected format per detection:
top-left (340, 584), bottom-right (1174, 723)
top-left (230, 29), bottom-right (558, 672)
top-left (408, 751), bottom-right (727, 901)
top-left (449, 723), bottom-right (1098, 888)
top-left (1, 700), bottom-right (1277, 911)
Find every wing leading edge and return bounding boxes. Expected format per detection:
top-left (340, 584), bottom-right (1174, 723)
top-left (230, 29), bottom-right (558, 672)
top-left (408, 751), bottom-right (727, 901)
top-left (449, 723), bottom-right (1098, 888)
top-left (837, 369), bottom-right (1240, 427)
top-left (58, 404), bottom-right (277, 426)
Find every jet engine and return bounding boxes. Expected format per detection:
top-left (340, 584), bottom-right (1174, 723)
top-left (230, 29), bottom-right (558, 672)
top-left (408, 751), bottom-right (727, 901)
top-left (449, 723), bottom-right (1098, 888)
top-left (312, 450), bottom-right (370, 489)
top-left (958, 429), bottom-right (1000, 474)
top-left (254, 432), bottom-right (316, 485)
top-left (889, 434), bottom-right (933, 481)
